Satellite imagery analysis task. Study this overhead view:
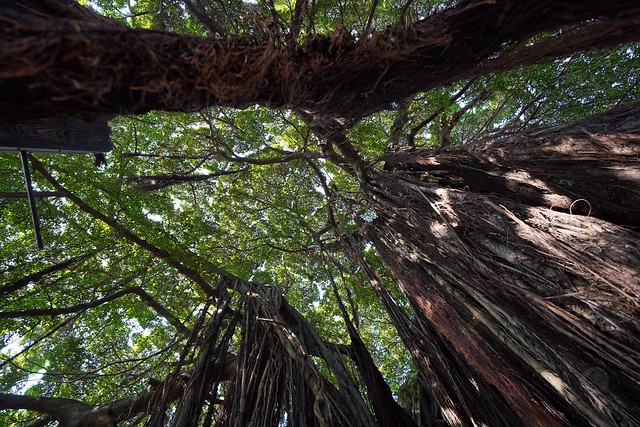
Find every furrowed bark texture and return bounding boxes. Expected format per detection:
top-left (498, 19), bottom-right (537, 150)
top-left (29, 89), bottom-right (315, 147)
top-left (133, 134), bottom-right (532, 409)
top-left (383, 101), bottom-right (640, 227)
top-left (362, 103), bottom-right (640, 426)
top-left (1, 0), bottom-right (640, 124)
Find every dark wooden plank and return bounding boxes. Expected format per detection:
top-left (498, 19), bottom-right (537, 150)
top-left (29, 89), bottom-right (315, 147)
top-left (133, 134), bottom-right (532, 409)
top-left (0, 118), bottom-right (112, 153)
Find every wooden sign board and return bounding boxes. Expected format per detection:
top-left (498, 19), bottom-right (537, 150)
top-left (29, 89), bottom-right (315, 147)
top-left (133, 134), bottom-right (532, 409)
top-left (0, 117), bottom-right (112, 153)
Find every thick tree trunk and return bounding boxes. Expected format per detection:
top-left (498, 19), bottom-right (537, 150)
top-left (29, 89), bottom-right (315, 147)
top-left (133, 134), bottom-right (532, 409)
top-left (1, 0), bottom-right (640, 124)
top-left (362, 103), bottom-right (640, 426)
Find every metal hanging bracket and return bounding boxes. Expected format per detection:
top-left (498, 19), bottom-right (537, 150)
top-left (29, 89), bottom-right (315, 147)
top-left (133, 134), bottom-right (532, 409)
top-left (1, 117), bottom-right (112, 250)
top-left (20, 151), bottom-right (44, 249)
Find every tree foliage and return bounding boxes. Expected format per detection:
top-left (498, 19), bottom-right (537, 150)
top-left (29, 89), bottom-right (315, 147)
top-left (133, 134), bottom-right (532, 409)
top-left (1, 0), bottom-right (639, 426)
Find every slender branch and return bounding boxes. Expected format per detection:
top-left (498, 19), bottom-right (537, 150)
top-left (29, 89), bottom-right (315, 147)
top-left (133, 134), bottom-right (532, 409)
top-left (363, 0), bottom-right (378, 34)
top-left (304, 116), bottom-right (365, 177)
top-left (133, 288), bottom-right (192, 336)
top-left (264, 242), bottom-right (312, 253)
top-left (305, 158), bottom-right (337, 231)
top-left (0, 191), bottom-right (64, 198)
top-left (440, 89), bottom-right (490, 147)
top-left (399, 0), bottom-right (415, 26)
top-left (0, 251), bottom-right (96, 296)
top-left (215, 148), bottom-right (321, 165)
top-left (0, 287), bottom-right (141, 319)
top-left (262, 0), bottom-right (284, 34)
top-left (8, 339), bottom-right (180, 384)
top-left (181, 0), bottom-right (227, 36)
top-left (204, 123), bottom-right (322, 166)
top-left (385, 97), bottom-right (411, 149)
top-left (119, 152), bottom-right (211, 160)
top-left (0, 315), bottom-right (79, 369)
top-left (287, 0), bottom-right (308, 46)
top-left (408, 77), bottom-right (477, 146)
top-left (0, 286), bottom-right (191, 336)
top-left (322, 250), bottom-right (417, 426)
top-left (465, 94), bottom-right (511, 142)
top-left (122, 169), bottom-right (247, 191)
top-left (616, 76), bottom-right (639, 106)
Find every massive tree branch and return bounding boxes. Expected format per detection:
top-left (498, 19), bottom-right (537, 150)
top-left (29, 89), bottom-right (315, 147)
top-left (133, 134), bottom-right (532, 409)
top-left (363, 104), bottom-right (640, 425)
top-left (383, 101), bottom-right (640, 226)
top-left (1, 0), bottom-right (639, 124)
top-left (0, 394), bottom-right (96, 427)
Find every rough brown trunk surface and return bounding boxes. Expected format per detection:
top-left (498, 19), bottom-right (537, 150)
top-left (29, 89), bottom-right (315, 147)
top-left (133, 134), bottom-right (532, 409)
top-left (383, 101), bottom-right (640, 227)
top-left (345, 238), bottom-right (530, 426)
top-left (362, 103), bottom-right (640, 426)
top-left (1, 0), bottom-right (640, 124)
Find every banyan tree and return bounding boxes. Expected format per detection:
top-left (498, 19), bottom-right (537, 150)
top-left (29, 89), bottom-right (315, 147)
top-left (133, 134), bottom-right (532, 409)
top-left (1, 0), bottom-right (639, 426)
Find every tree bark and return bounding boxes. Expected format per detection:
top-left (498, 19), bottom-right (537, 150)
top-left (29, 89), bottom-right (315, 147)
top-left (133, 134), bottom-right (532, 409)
top-left (1, 0), bottom-right (640, 124)
top-left (361, 103), bottom-right (640, 426)
top-left (383, 101), bottom-right (640, 227)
